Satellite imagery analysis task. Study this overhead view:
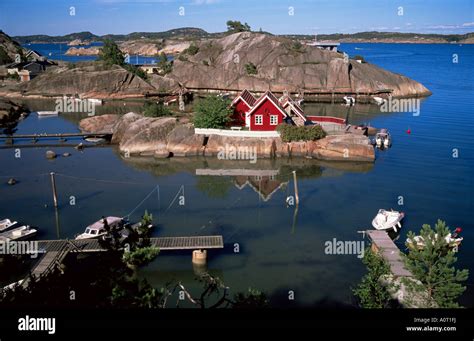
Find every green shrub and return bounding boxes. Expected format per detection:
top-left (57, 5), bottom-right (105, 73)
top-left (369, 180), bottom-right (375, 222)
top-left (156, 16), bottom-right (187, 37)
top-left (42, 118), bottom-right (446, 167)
top-left (202, 60), bottom-right (209, 66)
top-left (277, 124), bottom-right (326, 142)
top-left (67, 63), bottom-right (76, 70)
top-left (353, 248), bottom-right (393, 308)
top-left (291, 41), bottom-right (304, 52)
top-left (0, 46), bottom-right (12, 65)
top-left (245, 62), bottom-right (257, 75)
top-left (177, 54), bottom-right (188, 62)
top-left (353, 55), bottom-right (366, 63)
top-left (142, 102), bottom-right (172, 117)
top-left (183, 43), bottom-right (199, 56)
top-left (124, 64), bottom-right (148, 80)
top-left (122, 246), bottom-right (160, 267)
top-left (193, 95), bottom-right (232, 129)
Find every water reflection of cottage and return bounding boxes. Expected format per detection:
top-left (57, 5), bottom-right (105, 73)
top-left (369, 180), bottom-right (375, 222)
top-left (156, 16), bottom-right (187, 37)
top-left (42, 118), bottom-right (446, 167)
top-left (195, 168), bottom-right (288, 202)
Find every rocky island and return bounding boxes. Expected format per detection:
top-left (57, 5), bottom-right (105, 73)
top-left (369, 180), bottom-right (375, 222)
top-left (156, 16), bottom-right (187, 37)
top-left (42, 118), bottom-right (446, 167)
top-left (79, 113), bottom-right (376, 162)
top-left (1, 31), bottom-right (431, 100)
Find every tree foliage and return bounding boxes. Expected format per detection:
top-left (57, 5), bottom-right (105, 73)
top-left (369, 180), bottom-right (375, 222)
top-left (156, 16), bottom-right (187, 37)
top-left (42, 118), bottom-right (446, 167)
top-left (226, 20), bottom-right (251, 33)
top-left (192, 95), bottom-right (232, 129)
top-left (142, 102), bottom-right (172, 117)
top-left (353, 248), bottom-right (394, 308)
top-left (0, 46), bottom-right (12, 65)
top-left (156, 52), bottom-right (173, 75)
top-left (404, 220), bottom-right (469, 308)
top-left (98, 39), bottom-right (125, 66)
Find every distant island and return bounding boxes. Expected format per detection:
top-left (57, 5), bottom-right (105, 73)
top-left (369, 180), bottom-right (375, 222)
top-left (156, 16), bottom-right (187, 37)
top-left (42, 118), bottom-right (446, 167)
top-left (13, 28), bottom-right (474, 45)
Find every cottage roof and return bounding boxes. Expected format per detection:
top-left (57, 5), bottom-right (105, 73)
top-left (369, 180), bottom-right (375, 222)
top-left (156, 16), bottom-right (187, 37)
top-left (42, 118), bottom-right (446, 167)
top-left (279, 94), bottom-right (308, 121)
top-left (247, 91), bottom-right (289, 118)
top-left (231, 89), bottom-right (257, 108)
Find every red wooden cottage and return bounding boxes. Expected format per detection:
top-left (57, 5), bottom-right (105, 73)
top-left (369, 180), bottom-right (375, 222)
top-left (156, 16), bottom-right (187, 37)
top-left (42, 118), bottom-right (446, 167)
top-left (230, 89), bottom-right (257, 126)
top-left (230, 89), bottom-right (312, 131)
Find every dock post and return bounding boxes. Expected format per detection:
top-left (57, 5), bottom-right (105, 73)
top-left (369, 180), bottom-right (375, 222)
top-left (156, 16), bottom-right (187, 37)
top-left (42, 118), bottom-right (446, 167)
top-left (192, 249), bottom-right (207, 265)
top-left (292, 171), bottom-right (299, 206)
top-left (50, 172), bottom-right (58, 208)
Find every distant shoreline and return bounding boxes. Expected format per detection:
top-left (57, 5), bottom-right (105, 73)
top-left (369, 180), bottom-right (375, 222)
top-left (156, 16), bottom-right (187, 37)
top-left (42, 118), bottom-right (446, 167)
top-left (13, 29), bottom-right (474, 45)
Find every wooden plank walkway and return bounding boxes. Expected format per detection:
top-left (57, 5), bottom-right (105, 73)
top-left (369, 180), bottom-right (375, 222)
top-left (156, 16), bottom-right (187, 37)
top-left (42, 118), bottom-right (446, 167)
top-left (366, 230), bottom-right (412, 277)
top-left (0, 133), bottom-right (112, 139)
top-left (36, 235), bottom-right (224, 253)
top-left (365, 230), bottom-right (439, 308)
top-left (25, 235), bottom-right (224, 283)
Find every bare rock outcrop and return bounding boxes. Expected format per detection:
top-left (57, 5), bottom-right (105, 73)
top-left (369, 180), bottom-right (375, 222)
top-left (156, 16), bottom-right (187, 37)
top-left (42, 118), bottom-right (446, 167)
top-left (118, 117), bottom-right (177, 156)
top-left (161, 31), bottom-right (430, 97)
top-left (313, 134), bottom-right (375, 161)
top-left (79, 114), bottom-right (120, 133)
top-left (65, 47), bottom-right (100, 56)
top-left (20, 63), bottom-right (155, 98)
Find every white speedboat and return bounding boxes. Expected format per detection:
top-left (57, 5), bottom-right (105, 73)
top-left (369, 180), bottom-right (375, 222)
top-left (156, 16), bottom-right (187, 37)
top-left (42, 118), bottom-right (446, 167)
top-left (372, 209), bottom-right (405, 232)
top-left (343, 96), bottom-right (355, 106)
top-left (373, 96), bottom-right (386, 105)
top-left (406, 229), bottom-right (463, 251)
top-left (0, 218), bottom-right (18, 232)
top-left (37, 111), bottom-right (59, 116)
top-left (375, 128), bottom-right (391, 148)
top-left (75, 216), bottom-right (123, 240)
top-left (0, 225), bottom-right (37, 241)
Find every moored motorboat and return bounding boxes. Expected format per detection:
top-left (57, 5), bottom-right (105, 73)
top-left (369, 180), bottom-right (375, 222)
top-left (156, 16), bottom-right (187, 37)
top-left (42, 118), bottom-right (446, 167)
top-left (406, 228), bottom-right (463, 251)
top-left (372, 209), bottom-right (405, 232)
top-left (0, 225), bottom-right (37, 241)
top-left (373, 96), bottom-right (386, 105)
top-left (343, 96), bottom-right (355, 106)
top-left (375, 128), bottom-right (391, 148)
top-left (75, 216), bottom-right (123, 240)
top-left (0, 218), bottom-right (18, 232)
top-left (37, 111), bottom-right (59, 117)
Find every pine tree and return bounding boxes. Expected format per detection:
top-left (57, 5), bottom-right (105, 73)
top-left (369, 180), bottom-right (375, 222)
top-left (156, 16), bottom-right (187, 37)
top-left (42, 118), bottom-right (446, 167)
top-left (405, 220), bottom-right (469, 307)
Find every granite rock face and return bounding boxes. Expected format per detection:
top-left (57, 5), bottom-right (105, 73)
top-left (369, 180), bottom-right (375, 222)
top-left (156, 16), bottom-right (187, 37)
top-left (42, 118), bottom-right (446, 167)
top-left (161, 32), bottom-right (430, 97)
top-left (79, 114), bottom-right (120, 133)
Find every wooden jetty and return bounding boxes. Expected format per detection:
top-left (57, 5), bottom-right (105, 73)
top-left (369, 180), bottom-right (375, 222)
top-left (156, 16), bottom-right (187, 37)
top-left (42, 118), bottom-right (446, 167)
top-left (26, 235), bottom-right (224, 282)
top-left (0, 132), bottom-right (112, 140)
top-left (366, 230), bottom-right (437, 308)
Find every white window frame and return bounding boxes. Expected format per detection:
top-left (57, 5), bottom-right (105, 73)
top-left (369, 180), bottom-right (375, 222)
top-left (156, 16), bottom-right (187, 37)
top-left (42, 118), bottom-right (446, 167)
top-left (270, 115), bottom-right (278, 125)
top-left (255, 115), bottom-right (263, 125)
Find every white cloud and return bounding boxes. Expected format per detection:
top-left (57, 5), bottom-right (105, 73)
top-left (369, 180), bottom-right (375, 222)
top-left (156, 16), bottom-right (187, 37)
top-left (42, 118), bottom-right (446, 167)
top-left (462, 22), bottom-right (474, 27)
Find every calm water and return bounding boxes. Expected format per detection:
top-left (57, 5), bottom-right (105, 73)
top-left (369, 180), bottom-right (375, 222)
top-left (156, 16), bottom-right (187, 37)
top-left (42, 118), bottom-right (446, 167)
top-left (25, 42), bottom-right (168, 64)
top-left (1, 43), bottom-right (473, 307)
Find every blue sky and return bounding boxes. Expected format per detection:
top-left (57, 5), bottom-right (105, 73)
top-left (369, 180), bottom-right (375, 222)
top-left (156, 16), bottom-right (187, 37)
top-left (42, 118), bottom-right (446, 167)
top-left (1, 0), bottom-right (473, 36)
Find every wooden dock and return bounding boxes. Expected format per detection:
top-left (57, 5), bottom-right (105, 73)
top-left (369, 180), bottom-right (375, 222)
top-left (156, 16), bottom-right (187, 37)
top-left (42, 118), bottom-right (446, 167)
top-left (366, 230), bottom-right (412, 277)
top-left (26, 235), bottom-right (224, 282)
top-left (365, 230), bottom-right (437, 308)
top-left (0, 132), bottom-right (112, 140)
